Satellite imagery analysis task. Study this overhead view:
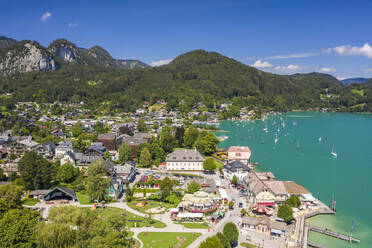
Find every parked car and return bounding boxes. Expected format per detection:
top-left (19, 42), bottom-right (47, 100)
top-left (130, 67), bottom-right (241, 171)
top-left (239, 202), bottom-right (243, 208)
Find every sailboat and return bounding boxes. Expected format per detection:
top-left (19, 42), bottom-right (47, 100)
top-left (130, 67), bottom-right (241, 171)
top-left (274, 134), bottom-right (278, 143)
top-left (282, 121), bottom-right (285, 128)
top-left (318, 136), bottom-right (322, 142)
top-left (331, 146), bottom-right (337, 158)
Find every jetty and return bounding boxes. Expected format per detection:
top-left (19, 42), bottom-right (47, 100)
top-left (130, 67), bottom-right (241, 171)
top-left (308, 225), bottom-right (360, 243)
top-left (300, 206), bottom-right (360, 247)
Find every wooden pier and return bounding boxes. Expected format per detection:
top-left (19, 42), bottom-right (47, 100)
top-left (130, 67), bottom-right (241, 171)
top-left (308, 225), bottom-right (360, 243)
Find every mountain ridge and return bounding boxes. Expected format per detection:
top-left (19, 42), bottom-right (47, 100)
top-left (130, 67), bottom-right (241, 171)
top-left (0, 36), bottom-right (148, 76)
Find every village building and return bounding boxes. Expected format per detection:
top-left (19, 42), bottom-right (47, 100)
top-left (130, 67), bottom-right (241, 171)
top-left (181, 190), bottom-right (217, 213)
top-left (165, 149), bottom-right (205, 171)
top-left (241, 216), bottom-right (292, 238)
top-left (98, 133), bottom-right (116, 151)
top-left (223, 160), bottom-right (251, 181)
top-left (227, 146), bottom-right (251, 165)
top-left (40, 187), bottom-right (78, 203)
top-left (114, 161), bottom-right (137, 183)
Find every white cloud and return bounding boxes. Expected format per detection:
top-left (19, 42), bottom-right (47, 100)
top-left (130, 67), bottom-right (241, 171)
top-left (251, 60), bottom-right (272, 68)
top-left (317, 67), bottom-right (336, 73)
top-left (336, 77), bottom-right (346, 80)
top-left (68, 23), bottom-right (79, 28)
top-left (275, 64), bottom-right (304, 71)
top-left (266, 52), bottom-right (316, 60)
top-left (41, 11), bottom-right (52, 22)
top-left (334, 43), bottom-right (372, 58)
top-left (150, 59), bottom-right (172, 67)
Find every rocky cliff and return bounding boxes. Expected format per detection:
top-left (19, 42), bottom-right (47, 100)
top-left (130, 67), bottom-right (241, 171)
top-left (0, 40), bottom-right (58, 76)
top-left (0, 37), bottom-right (148, 76)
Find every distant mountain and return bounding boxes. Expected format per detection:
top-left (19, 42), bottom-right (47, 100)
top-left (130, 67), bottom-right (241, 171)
top-left (0, 37), bottom-right (148, 76)
top-left (0, 36), bottom-right (17, 49)
top-left (341, 77), bottom-right (368, 85)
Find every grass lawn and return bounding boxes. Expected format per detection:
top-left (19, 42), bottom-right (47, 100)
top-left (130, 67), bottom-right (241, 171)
top-left (148, 103), bottom-right (165, 112)
top-left (22, 198), bottom-right (39, 206)
top-left (95, 207), bottom-right (166, 228)
top-left (351, 89), bottom-right (364, 96)
top-left (76, 191), bottom-right (94, 205)
top-left (240, 242), bottom-right (257, 248)
top-left (138, 232), bottom-right (201, 248)
top-left (127, 199), bottom-right (174, 215)
top-left (181, 222), bottom-right (209, 229)
top-left (207, 156), bottom-right (224, 169)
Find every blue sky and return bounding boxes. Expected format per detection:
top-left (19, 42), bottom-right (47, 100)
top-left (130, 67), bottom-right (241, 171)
top-left (1, 0), bottom-right (372, 79)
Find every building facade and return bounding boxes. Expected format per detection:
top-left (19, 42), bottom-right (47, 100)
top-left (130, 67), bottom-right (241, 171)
top-left (165, 149), bottom-right (205, 171)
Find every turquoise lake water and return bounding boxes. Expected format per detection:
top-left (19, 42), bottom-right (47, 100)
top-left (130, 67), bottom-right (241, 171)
top-left (215, 112), bottom-right (372, 248)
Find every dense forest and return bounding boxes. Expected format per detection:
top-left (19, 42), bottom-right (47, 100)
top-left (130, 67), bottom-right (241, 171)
top-left (1, 50), bottom-right (371, 113)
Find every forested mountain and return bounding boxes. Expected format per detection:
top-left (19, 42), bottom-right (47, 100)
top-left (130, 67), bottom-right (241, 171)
top-left (1, 49), bottom-right (371, 113)
top-left (341, 77), bottom-right (368, 85)
top-left (0, 37), bottom-right (148, 76)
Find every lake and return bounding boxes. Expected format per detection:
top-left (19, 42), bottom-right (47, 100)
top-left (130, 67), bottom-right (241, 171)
top-left (215, 112), bottom-right (372, 248)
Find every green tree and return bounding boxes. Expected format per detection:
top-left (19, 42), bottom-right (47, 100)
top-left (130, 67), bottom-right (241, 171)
top-left (0, 208), bottom-right (41, 248)
top-left (278, 204), bottom-right (294, 222)
top-left (118, 143), bottom-right (131, 164)
top-left (71, 121), bottom-right (83, 137)
top-left (203, 157), bottom-right (216, 172)
top-left (125, 184), bottom-right (133, 202)
top-left (286, 195), bottom-right (301, 208)
top-left (195, 131), bottom-right (219, 155)
top-left (72, 133), bottom-right (91, 152)
top-left (231, 175), bottom-right (238, 185)
top-left (119, 126), bottom-right (134, 136)
top-left (0, 184), bottom-right (23, 208)
top-left (57, 163), bottom-right (79, 183)
top-left (0, 168), bottom-right (6, 181)
top-left (86, 159), bottom-right (111, 202)
top-left (216, 232), bottom-right (231, 248)
top-left (241, 208), bottom-right (247, 217)
top-left (199, 236), bottom-right (224, 248)
top-left (223, 222), bottom-right (239, 246)
top-left (18, 151), bottom-right (56, 190)
top-left (36, 222), bottom-right (76, 248)
top-left (175, 126), bottom-right (185, 146)
top-left (137, 119), bottom-right (147, 132)
top-left (160, 177), bottom-right (173, 200)
top-left (159, 128), bottom-right (177, 153)
top-left (139, 148), bottom-right (152, 168)
top-left (187, 180), bottom-right (201, 193)
top-left (104, 150), bottom-right (112, 161)
top-left (150, 142), bottom-right (165, 165)
top-left (183, 126), bottom-right (199, 148)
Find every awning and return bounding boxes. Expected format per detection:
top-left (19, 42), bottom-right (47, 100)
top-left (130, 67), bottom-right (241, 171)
top-left (258, 202), bottom-right (275, 206)
top-left (169, 208), bottom-right (179, 213)
top-left (271, 229), bottom-right (284, 235)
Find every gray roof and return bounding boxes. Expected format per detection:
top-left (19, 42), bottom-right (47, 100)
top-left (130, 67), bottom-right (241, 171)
top-left (166, 149), bottom-right (204, 162)
top-left (41, 187), bottom-right (77, 201)
top-left (224, 160), bottom-right (251, 172)
top-left (242, 216), bottom-right (289, 231)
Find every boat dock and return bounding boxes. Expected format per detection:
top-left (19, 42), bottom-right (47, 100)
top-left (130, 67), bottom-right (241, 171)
top-left (299, 206), bottom-right (360, 247)
top-left (307, 225), bottom-right (360, 243)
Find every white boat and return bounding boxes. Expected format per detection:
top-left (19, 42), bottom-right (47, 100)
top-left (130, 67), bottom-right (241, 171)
top-left (296, 141), bottom-right (300, 150)
top-left (331, 146), bottom-right (337, 158)
top-left (274, 134), bottom-right (278, 143)
top-left (282, 121), bottom-right (285, 128)
top-left (318, 137), bottom-right (322, 142)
